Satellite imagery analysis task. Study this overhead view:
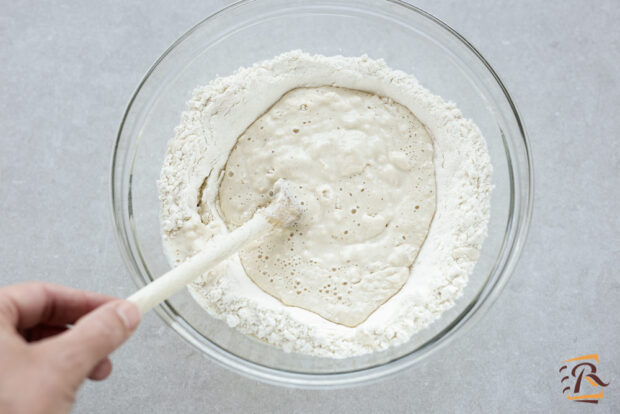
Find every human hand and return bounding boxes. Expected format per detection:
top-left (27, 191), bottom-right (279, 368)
top-left (0, 283), bottom-right (141, 414)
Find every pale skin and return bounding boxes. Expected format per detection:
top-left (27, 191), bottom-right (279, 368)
top-left (0, 283), bottom-right (141, 414)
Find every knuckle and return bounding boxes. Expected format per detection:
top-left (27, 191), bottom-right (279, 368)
top-left (88, 307), bottom-right (128, 345)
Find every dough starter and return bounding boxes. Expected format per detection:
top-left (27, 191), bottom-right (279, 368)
top-left (159, 51), bottom-right (492, 357)
top-left (219, 86), bottom-right (436, 327)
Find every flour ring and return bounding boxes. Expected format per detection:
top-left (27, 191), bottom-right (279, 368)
top-left (158, 51), bottom-right (492, 357)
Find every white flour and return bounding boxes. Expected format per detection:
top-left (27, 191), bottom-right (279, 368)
top-left (158, 51), bottom-right (492, 357)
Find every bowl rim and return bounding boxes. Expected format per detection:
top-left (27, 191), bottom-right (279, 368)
top-left (110, 0), bottom-right (534, 388)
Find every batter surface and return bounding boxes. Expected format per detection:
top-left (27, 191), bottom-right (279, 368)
top-left (218, 86), bottom-right (436, 327)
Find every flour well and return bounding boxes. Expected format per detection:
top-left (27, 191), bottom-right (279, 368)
top-left (158, 51), bottom-right (492, 358)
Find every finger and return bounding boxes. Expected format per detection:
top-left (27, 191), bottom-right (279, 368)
top-left (44, 300), bottom-right (140, 383)
top-left (23, 325), bottom-right (68, 342)
top-left (0, 283), bottom-right (115, 330)
top-left (88, 358), bottom-right (112, 381)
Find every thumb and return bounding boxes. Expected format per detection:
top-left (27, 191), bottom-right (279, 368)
top-left (46, 300), bottom-right (140, 384)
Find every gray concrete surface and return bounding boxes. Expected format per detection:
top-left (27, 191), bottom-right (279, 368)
top-left (1, 0), bottom-right (618, 412)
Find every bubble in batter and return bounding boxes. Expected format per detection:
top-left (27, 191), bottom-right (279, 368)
top-left (218, 86), bottom-right (436, 327)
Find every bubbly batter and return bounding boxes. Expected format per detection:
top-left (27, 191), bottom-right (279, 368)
top-left (218, 86), bottom-right (436, 327)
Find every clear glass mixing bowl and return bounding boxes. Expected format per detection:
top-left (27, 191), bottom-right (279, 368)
top-left (111, 0), bottom-right (533, 388)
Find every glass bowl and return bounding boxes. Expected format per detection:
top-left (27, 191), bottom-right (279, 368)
top-left (111, 0), bottom-right (533, 388)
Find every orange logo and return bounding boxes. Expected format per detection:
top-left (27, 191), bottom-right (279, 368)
top-left (560, 354), bottom-right (609, 404)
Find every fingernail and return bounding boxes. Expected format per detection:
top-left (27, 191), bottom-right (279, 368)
top-left (116, 301), bottom-right (141, 330)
